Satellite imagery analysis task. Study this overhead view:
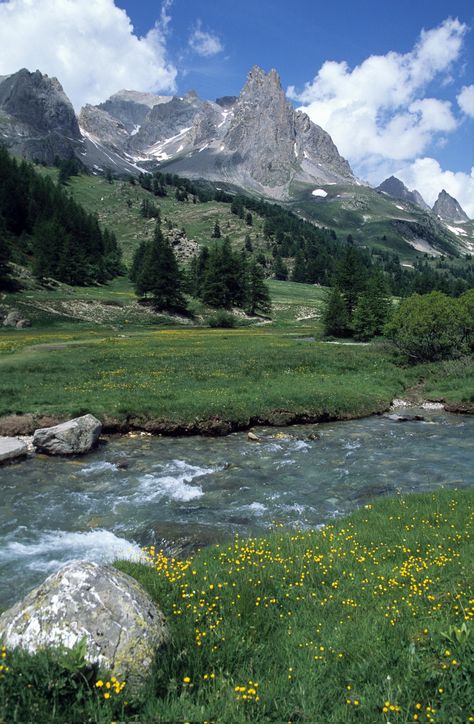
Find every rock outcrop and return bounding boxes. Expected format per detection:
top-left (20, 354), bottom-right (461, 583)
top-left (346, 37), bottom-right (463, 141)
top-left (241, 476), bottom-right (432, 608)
top-left (33, 414), bottom-right (102, 455)
top-left (0, 561), bottom-right (169, 684)
top-left (0, 437), bottom-right (28, 464)
top-left (432, 189), bottom-right (469, 222)
top-left (0, 68), bottom-right (81, 163)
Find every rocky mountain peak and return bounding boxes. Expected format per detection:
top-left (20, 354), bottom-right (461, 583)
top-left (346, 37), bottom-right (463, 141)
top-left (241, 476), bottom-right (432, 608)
top-left (376, 176), bottom-right (429, 210)
top-left (432, 189), bottom-right (469, 223)
top-left (0, 68), bottom-right (80, 138)
top-left (0, 68), bottom-right (81, 163)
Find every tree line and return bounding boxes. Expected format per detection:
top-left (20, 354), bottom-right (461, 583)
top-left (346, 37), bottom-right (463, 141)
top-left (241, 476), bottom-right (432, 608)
top-left (0, 146), bottom-right (123, 289)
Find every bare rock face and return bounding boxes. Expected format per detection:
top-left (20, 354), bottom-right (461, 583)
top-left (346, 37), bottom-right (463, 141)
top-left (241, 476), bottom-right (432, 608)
top-left (225, 67), bottom-right (297, 187)
top-left (33, 414), bottom-right (102, 455)
top-left (0, 436), bottom-right (28, 464)
top-left (0, 561), bottom-right (169, 684)
top-left (432, 189), bottom-right (469, 222)
top-left (0, 68), bottom-right (81, 163)
top-left (377, 176), bottom-right (430, 210)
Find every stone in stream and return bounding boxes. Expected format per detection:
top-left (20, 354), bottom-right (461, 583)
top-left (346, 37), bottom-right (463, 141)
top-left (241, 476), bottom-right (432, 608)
top-left (0, 561), bottom-right (169, 686)
top-left (33, 414), bottom-right (102, 455)
top-left (0, 436), bottom-right (28, 464)
top-left (384, 414), bottom-right (425, 423)
top-left (247, 431), bottom-right (260, 442)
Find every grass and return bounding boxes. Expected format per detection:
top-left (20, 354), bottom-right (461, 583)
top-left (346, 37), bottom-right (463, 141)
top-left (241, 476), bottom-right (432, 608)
top-left (1, 489), bottom-right (473, 722)
top-left (0, 327), bottom-right (406, 423)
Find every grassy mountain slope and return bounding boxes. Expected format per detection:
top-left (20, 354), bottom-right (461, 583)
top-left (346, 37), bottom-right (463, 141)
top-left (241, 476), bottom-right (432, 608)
top-left (289, 182), bottom-right (471, 260)
top-left (39, 170), bottom-right (268, 264)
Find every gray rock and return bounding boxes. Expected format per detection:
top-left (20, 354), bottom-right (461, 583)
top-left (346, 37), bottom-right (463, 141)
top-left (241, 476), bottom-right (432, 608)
top-left (384, 413), bottom-right (425, 423)
top-left (0, 436), bottom-right (28, 464)
top-left (15, 318), bottom-right (31, 328)
top-left (432, 189), bottom-right (470, 222)
top-left (376, 176), bottom-right (429, 210)
top-left (0, 68), bottom-right (81, 163)
top-left (33, 414), bottom-right (102, 455)
top-left (0, 560), bottom-right (169, 684)
top-left (247, 431), bottom-right (260, 442)
top-left (2, 310), bottom-right (22, 327)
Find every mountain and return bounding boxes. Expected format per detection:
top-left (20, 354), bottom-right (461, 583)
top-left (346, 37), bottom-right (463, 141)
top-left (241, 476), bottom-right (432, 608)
top-left (0, 68), bottom-right (81, 163)
top-left (1, 66), bottom-right (471, 258)
top-left (79, 66), bottom-right (355, 198)
top-left (432, 189), bottom-right (469, 223)
top-left (376, 176), bottom-right (429, 211)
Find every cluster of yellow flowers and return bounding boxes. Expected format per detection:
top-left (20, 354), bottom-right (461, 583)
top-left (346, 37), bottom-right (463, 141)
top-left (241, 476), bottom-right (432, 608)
top-left (234, 680), bottom-right (260, 702)
top-left (0, 646), bottom-right (9, 678)
top-left (95, 675), bottom-right (125, 699)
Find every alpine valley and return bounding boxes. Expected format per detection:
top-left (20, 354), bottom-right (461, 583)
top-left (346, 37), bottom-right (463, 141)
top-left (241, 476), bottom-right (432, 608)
top-left (0, 66), bottom-right (472, 258)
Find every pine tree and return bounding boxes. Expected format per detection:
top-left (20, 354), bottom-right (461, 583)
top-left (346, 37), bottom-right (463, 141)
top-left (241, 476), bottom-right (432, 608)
top-left (335, 246), bottom-right (369, 314)
top-left (273, 254), bottom-right (288, 280)
top-left (0, 215), bottom-right (11, 288)
top-left (246, 261), bottom-right (271, 315)
top-left (212, 220), bottom-right (221, 238)
top-left (291, 250), bottom-right (307, 283)
top-left (323, 287), bottom-right (351, 337)
top-left (352, 272), bottom-right (392, 340)
top-left (135, 224), bottom-right (187, 313)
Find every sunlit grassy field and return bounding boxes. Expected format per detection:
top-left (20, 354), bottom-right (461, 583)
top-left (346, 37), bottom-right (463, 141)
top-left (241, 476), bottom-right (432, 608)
top-left (0, 325), bottom-right (405, 424)
top-left (1, 489), bottom-right (472, 723)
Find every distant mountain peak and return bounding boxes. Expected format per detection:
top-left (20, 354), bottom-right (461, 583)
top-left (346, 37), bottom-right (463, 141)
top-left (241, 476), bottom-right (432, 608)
top-left (432, 189), bottom-right (469, 222)
top-left (376, 176), bottom-right (429, 211)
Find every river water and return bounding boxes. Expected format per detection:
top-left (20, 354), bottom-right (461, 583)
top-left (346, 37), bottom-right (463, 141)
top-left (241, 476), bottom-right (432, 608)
top-left (0, 409), bottom-right (473, 609)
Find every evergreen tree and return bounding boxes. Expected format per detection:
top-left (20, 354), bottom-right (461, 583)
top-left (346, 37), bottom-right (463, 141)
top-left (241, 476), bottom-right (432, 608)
top-left (246, 261), bottom-right (271, 315)
top-left (244, 234), bottom-right (253, 252)
top-left (245, 212), bottom-right (253, 226)
top-left (0, 214), bottom-right (11, 288)
top-left (323, 287), bottom-right (351, 337)
top-left (135, 224), bottom-right (187, 313)
top-left (352, 272), bottom-right (392, 340)
top-left (335, 246), bottom-right (369, 314)
top-left (291, 250), bottom-right (307, 283)
top-left (273, 254), bottom-right (288, 280)
top-left (212, 220), bottom-right (221, 238)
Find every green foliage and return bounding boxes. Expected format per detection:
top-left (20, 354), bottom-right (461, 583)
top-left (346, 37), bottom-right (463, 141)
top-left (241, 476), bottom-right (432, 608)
top-left (140, 197), bottom-right (160, 220)
top-left (323, 287), bottom-right (351, 337)
top-left (211, 219), bottom-right (221, 238)
top-left (192, 238), bottom-right (271, 314)
top-left (352, 272), bottom-right (392, 341)
top-left (132, 223), bottom-right (187, 313)
top-left (0, 642), bottom-right (128, 723)
top-left (0, 214), bottom-right (11, 288)
top-left (207, 310), bottom-right (237, 328)
top-left (385, 291), bottom-right (471, 362)
top-left (0, 146), bottom-right (122, 286)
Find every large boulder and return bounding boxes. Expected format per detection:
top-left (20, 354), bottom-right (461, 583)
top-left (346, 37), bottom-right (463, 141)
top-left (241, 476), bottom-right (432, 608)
top-left (33, 414), bottom-right (102, 455)
top-left (0, 561), bottom-right (169, 684)
top-left (0, 436), bottom-right (28, 464)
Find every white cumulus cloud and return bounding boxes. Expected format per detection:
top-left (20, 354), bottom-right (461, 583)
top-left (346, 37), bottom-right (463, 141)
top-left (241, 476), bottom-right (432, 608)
top-left (288, 18), bottom-right (466, 171)
top-left (0, 0), bottom-right (177, 109)
top-left (457, 84), bottom-right (474, 118)
top-left (188, 20), bottom-right (224, 57)
top-left (396, 158), bottom-right (474, 218)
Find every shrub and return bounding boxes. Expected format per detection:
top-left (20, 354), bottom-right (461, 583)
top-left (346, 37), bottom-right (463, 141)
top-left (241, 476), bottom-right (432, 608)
top-left (207, 310), bottom-right (237, 328)
top-left (385, 291), bottom-right (469, 362)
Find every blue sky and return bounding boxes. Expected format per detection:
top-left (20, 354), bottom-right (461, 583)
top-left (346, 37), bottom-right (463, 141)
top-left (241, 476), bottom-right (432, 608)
top-left (0, 0), bottom-right (472, 210)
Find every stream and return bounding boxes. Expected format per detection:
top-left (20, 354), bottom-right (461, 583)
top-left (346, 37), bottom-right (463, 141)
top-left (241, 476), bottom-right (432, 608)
top-left (0, 408), bottom-right (473, 609)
